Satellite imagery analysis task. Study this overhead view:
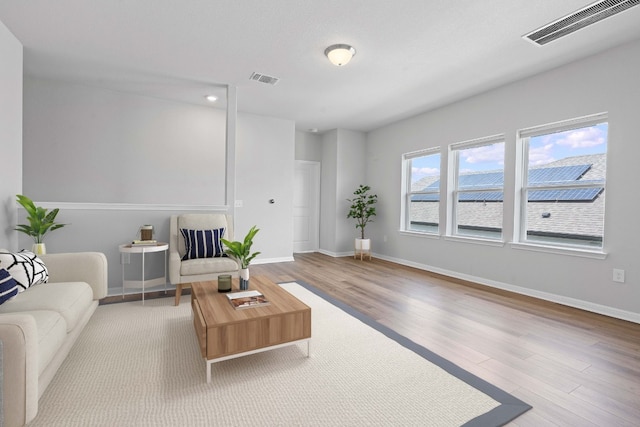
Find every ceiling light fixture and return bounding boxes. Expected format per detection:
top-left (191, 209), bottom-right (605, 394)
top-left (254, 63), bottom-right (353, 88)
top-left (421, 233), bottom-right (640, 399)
top-left (324, 44), bottom-right (356, 66)
top-left (205, 95), bottom-right (218, 102)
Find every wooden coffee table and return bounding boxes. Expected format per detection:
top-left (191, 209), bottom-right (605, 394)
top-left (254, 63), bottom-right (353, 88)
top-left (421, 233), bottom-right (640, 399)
top-left (191, 276), bottom-right (311, 382)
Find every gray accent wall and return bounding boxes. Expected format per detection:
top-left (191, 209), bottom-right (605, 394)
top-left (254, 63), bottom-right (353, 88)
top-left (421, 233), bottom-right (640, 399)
top-left (366, 38), bottom-right (640, 321)
top-left (23, 77), bottom-right (226, 205)
top-left (0, 21), bottom-right (22, 250)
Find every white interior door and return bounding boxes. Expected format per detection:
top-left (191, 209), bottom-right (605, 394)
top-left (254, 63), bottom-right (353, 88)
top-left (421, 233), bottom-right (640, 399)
top-left (293, 161), bottom-right (320, 253)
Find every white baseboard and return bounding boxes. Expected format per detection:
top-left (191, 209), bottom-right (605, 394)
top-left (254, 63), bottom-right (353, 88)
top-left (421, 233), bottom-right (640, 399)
top-left (252, 256), bottom-right (294, 265)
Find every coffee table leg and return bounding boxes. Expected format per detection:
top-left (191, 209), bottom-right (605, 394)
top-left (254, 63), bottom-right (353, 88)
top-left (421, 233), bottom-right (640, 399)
top-left (207, 359), bottom-right (212, 383)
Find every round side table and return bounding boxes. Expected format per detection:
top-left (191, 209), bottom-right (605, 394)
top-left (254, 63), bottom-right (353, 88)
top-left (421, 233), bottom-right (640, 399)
top-left (119, 242), bottom-right (169, 304)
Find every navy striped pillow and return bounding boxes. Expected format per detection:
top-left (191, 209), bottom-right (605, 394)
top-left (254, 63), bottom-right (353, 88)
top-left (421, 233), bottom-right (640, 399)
top-left (180, 228), bottom-right (226, 260)
top-left (0, 268), bottom-right (19, 305)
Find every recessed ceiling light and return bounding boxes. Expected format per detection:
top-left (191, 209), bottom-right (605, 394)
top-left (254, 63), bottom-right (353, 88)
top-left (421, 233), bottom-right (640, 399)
top-left (205, 95), bottom-right (218, 102)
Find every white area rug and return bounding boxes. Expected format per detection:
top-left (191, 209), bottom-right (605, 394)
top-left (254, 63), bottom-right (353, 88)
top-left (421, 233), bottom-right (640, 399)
top-left (30, 282), bottom-right (529, 426)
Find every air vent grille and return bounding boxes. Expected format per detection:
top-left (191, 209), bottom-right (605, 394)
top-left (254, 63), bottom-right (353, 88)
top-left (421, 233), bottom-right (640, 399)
top-left (249, 72), bottom-right (280, 85)
top-left (524, 0), bottom-right (640, 45)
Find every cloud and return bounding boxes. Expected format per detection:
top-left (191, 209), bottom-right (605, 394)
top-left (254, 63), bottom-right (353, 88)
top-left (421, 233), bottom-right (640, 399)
top-left (555, 127), bottom-right (606, 148)
top-left (462, 143), bottom-right (504, 165)
top-left (412, 166), bottom-right (439, 176)
top-left (529, 143), bottom-right (555, 166)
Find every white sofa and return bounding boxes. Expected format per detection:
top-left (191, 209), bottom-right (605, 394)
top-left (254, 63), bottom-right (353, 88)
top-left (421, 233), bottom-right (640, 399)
top-left (0, 252), bottom-right (107, 427)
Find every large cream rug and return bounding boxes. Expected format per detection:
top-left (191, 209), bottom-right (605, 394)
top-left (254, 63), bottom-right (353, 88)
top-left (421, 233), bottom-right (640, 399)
top-left (31, 282), bottom-right (530, 426)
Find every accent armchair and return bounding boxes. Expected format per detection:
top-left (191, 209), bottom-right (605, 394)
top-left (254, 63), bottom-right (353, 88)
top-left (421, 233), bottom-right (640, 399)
top-left (169, 213), bottom-right (239, 305)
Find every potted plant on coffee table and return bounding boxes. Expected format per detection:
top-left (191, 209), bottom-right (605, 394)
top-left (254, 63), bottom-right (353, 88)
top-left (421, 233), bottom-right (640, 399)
top-left (221, 225), bottom-right (261, 290)
top-left (347, 185), bottom-right (377, 260)
top-left (14, 194), bottom-right (67, 255)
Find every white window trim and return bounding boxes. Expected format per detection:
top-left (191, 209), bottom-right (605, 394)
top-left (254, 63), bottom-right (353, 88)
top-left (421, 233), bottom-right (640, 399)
top-left (402, 147), bottom-right (441, 235)
top-left (447, 134), bottom-right (505, 240)
top-left (514, 112), bottom-right (608, 254)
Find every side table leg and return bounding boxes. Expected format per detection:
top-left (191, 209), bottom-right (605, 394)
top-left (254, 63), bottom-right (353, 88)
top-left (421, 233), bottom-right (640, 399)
top-left (207, 360), bottom-right (212, 383)
top-left (141, 250), bottom-right (145, 305)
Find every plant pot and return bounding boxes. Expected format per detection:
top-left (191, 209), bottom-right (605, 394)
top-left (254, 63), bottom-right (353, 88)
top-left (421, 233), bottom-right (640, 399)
top-left (239, 268), bottom-right (250, 290)
top-left (32, 243), bottom-right (46, 255)
top-left (354, 238), bottom-right (371, 261)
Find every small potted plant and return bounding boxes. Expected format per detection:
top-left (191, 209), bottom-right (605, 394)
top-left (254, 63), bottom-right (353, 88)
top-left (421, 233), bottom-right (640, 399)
top-left (221, 225), bottom-right (261, 290)
top-left (14, 194), bottom-right (67, 255)
top-left (347, 185), bottom-right (377, 260)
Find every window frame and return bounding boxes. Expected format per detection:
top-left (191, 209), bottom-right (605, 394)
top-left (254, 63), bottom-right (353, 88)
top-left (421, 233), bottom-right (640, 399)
top-left (515, 112), bottom-right (608, 253)
top-left (402, 148), bottom-right (441, 235)
top-left (447, 134), bottom-right (506, 241)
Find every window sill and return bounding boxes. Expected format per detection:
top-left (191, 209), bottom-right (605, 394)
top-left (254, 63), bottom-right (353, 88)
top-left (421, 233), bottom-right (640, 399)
top-left (443, 235), bottom-right (505, 247)
top-left (399, 230), bottom-right (441, 240)
top-left (510, 242), bottom-right (607, 259)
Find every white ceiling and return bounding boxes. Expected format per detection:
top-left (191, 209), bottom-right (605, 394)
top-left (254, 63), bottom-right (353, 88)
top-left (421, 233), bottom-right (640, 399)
top-left (1, 1), bottom-right (640, 133)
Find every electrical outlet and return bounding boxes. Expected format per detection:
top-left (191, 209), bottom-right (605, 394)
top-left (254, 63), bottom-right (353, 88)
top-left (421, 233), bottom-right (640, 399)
top-left (613, 269), bottom-right (625, 283)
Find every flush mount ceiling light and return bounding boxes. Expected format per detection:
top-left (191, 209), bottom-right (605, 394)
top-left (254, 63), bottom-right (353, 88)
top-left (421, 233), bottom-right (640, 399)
top-left (205, 95), bottom-right (218, 102)
top-left (324, 44), bottom-right (356, 66)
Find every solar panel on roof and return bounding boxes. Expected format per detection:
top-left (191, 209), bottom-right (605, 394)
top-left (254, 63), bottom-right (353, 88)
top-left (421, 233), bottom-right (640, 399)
top-left (528, 188), bottom-right (603, 202)
top-left (459, 172), bottom-right (504, 188)
top-left (414, 164), bottom-right (601, 202)
top-left (528, 164), bottom-right (591, 185)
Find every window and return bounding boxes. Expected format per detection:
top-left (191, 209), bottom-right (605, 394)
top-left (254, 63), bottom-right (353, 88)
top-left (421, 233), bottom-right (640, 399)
top-left (517, 113), bottom-right (608, 250)
top-left (403, 149), bottom-right (441, 234)
top-left (449, 136), bottom-right (505, 240)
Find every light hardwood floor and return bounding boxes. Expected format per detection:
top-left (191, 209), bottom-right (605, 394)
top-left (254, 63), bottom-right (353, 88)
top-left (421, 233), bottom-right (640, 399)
top-left (249, 252), bottom-right (640, 426)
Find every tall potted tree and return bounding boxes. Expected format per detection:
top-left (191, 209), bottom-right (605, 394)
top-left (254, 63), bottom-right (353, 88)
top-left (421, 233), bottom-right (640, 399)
top-left (347, 185), bottom-right (377, 260)
top-left (14, 194), bottom-right (67, 255)
top-left (221, 225), bottom-right (261, 290)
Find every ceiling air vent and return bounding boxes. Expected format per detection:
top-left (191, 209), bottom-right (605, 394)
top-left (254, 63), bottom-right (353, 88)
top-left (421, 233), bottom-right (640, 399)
top-left (524, 0), bottom-right (640, 46)
top-left (249, 72), bottom-right (280, 85)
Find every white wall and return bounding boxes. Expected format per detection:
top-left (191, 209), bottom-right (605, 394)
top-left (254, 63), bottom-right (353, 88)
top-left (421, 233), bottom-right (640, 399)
top-left (318, 129), bottom-right (366, 255)
top-left (295, 130), bottom-right (322, 162)
top-left (0, 20), bottom-right (22, 250)
top-left (366, 38), bottom-right (640, 321)
top-left (21, 77), bottom-right (296, 291)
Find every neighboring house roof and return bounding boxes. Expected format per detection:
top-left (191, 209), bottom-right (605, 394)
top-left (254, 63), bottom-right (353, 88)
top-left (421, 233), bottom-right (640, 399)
top-left (410, 153), bottom-right (606, 240)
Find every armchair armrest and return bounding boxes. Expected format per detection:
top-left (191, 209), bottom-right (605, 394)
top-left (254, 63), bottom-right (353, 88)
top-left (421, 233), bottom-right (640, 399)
top-left (169, 250), bottom-right (181, 285)
top-left (39, 252), bottom-right (108, 300)
top-left (0, 314), bottom-right (39, 427)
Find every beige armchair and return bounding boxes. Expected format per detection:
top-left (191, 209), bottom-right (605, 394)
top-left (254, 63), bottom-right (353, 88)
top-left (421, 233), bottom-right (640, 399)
top-left (169, 213), bottom-right (239, 305)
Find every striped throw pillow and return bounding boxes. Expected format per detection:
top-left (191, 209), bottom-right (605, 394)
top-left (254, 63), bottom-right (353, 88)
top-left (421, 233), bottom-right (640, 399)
top-left (0, 268), bottom-right (19, 304)
top-left (180, 228), bottom-right (226, 260)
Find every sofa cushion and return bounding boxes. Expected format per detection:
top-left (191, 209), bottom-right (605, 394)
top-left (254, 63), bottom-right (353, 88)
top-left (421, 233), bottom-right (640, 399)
top-left (180, 228), bottom-right (226, 260)
top-left (180, 257), bottom-right (239, 276)
top-left (0, 282), bottom-right (93, 333)
top-left (0, 250), bottom-right (48, 292)
top-left (0, 268), bottom-right (19, 304)
top-left (22, 310), bottom-right (67, 376)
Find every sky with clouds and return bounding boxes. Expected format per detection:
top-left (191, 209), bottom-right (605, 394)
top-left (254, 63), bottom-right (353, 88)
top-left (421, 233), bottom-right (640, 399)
top-left (411, 122), bottom-right (608, 184)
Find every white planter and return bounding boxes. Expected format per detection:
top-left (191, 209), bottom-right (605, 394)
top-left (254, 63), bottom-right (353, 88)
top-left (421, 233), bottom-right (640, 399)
top-left (354, 238), bottom-right (371, 260)
top-left (32, 243), bottom-right (46, 255)
top-left (355, 238), bottom-right (371, 250)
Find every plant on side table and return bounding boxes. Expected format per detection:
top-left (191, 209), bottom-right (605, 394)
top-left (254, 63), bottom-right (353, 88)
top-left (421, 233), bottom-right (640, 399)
top-left (14, 194), bottom-right (67, 255)
top-left (221, 225), bottom-right (261, 290)
top-left (347, 184), bottom-right (377, 260)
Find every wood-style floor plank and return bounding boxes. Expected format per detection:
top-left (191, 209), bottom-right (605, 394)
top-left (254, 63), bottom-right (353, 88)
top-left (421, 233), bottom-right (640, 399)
top-left (250, 253), bottom-right (640, 426)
